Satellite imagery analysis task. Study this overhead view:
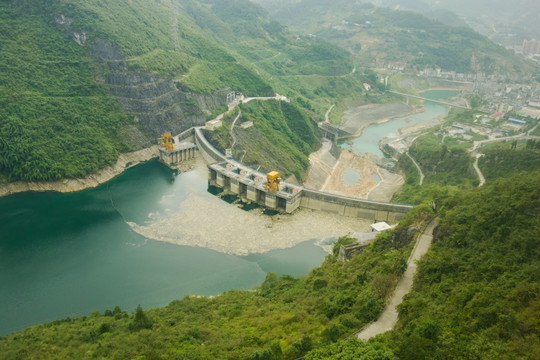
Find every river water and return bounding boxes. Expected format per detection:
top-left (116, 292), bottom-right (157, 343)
top-left (0, 90), bottom-right (457, 335)
top-left (339, 90), bottom-right (459, 157)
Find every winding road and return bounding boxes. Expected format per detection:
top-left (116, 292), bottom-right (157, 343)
top-left (324, 104), bottom-right (335, 123)
top-left (405, 151), bottom-right (424, 185)
top-left (357, 218), bottom-right (437, 340)
top-left (473, 154), bottom-right (486, 187)
top-left (469, 126), bottom-right (540, 187)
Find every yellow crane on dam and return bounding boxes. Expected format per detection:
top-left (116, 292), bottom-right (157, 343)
top-left (160, 133), bottom-right (174, 152)
top-left (265, 171), bottom-right (281, 192)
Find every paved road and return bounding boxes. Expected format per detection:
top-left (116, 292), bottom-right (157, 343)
top-left (357, 218), bottom-right (437, 340)
top-left (229, 111), bottom-right (242, 149)
top-left (405, 151), bottom-right (424, 185)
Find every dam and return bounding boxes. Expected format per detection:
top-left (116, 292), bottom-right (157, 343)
top-left (161, 126), bottom-right (413, 222)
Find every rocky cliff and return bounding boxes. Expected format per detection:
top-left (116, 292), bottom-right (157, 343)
top-left (90, 39), bottom-right (227, 144)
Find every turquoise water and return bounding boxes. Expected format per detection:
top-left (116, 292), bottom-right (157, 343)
top-left (0, 160), bottom-right (327, 335)
top-left (339, 90), bottom-right (459, 156)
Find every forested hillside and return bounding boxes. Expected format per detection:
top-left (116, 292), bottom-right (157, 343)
top-left (307, 171), bottom-right (540, 359)
top-left (254, 0), bottom-right (536, 75)
top-left (478, 139), bottom-right (540, 182)
top-left (0, 0), bottom-right (361, 182)
top-left (0, 3), bottom-right (129, 181)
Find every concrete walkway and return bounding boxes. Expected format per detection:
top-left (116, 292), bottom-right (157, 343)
top-left (357, 218), bottom-right (437, 340)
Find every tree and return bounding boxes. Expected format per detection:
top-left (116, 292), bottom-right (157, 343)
top-left (129, 304), bottom-right (152, 331)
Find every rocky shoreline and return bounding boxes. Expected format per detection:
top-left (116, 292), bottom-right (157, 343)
top-left (0, 146), bottom-right (159, 198)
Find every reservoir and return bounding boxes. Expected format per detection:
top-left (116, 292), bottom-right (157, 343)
top-left (0, 160), bottom-right (339, 335)
top-left (339, 89), bottom-right (459, 156)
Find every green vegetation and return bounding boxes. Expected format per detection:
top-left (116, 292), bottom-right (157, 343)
top-left (206, 100), bottom-right (320, 180)
top-left (256, 0), bottom-right (536, 76)
top-left (0, 0), bottom-right (360, 182)
top-left (0, 3), bottom-right (129, 181)
top-left (239, 100), bottom-right (320, 180)
top-left (392, 133), bottom-right (477, 204)
top-left (4, 172), bottom-right (539, 358)
top-left (307, 171), bottom-right (540, 359)
top-left (478, 140), bottom-right (540, 182)
top-left (0, 207), bottom-right (433, 359)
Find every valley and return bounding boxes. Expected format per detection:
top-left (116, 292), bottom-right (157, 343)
top-left (1, 0), bottom-right (539, 359)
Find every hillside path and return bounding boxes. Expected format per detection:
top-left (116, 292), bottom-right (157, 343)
top-left (473, 154), bottom-right (486, 187)
top-left (405, 151), bottom-right (424, 185)
top-left (357, 218), bottom-right (437, 340)
top-left (324, 104), bottom-right (335, 123)
top-left (229, 111), bottom-right (242, 149)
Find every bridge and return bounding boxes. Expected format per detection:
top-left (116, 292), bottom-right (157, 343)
top-left (389, 91), bottom-right (470, 110)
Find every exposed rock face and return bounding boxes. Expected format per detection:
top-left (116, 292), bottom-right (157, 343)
top-left (90, 39), bottom-right (224, 139)
top-left (54, 16), bottom-right (230, 148)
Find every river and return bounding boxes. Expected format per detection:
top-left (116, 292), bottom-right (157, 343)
top-left (339, 90), bottom-right (459, 157)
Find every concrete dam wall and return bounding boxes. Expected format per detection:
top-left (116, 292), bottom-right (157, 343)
top-left (301, 188), bottom-right (411, 222)
top-left (191, 127), bottom-right (413, 221)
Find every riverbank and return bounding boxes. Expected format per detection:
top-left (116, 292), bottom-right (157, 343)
top-left (397, 113), bottom-right (446, 135)
top-left (0, 146), bottom-right (158, 198)
top-left (338, 102), bottom-right (422, 138)
top-left (307, 89), bottom-right (460, 201)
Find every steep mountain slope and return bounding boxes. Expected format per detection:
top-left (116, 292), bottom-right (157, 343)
top-left (0, 0), bottom-right (355, 182)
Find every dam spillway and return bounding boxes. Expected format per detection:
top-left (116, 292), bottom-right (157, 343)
top-left (208, 162), bottom-right (303, 213)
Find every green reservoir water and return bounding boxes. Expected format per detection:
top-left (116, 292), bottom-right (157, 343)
top-left (0, 160), bottom-right (327, 335)
top-left (339, 90), bottom-right (459, 156)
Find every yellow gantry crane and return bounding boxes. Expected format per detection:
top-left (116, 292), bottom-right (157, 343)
top-left (160, 133), bottom-right (174, 152)
top-left (265, 171), bottom-right (281, 192)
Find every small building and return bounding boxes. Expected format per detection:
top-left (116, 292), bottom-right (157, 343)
top-left (240, 121), bottom-right (253, 129)
top-left (508, 118), bottom-right (527, 125)
top-left (205, 119), bottom-right (222, 130)
top-left (363, 83), bottom-right (371, 91)
top-left (371, 221), bottom-right (392, 232)
top-left (490, 112), bottom-right (503, 120)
